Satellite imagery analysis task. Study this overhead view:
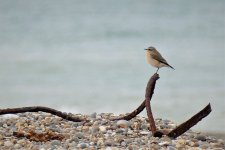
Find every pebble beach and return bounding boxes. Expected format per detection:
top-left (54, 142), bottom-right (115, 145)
top-left (0, 112), bottom-right (224, 150)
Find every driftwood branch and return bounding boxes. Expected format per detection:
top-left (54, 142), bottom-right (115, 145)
top-left (0, 106), bottom-right (84, 122)
top-left (145, 73), bottom-right (159, 100)
top-left (145, 73), bottom-right (159, 135)
top-left (167, 103), bottom-right (212, 138)
top-left (145, 99), bottom-right (157, 134)
top-left (110, 99), bottom-right (146, 121)
top-left (110, 73), bottom-right (159, 121)
top-left (110, 72), bottom-right (212, 138)
top-left (0, 73), bottom-right (212, 139)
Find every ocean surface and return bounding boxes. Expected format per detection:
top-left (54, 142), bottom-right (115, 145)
top-left (0, 0), bottom-right (224, 133)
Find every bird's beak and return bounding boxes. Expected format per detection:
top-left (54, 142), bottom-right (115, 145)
top-left (144, 49), bottom-right (147, 50)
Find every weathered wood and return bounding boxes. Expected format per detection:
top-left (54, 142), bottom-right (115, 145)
top-left (0, 106), bottom-right (84, 122)
top-left (145, 99), bottom-right (157, 134)
top-left (110, 73), bottom-right (159, 121)
top-left (110, 99), bottom-right (146, 121)
top-left (145, 73), bottom-right (159, 135)
top-left (167, 103), bottom-right (212, 138)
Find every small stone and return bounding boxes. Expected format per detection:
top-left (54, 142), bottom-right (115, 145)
top-left (210, 143), bottom-right (224, 148)
top-left (4, 141), bottom-right (13, 147)
top-left (68, 141), bottom-right (77, 148)
top-left (141, 124), bottom-right (148, 130)
top-left (188, 141), bottom-right (199, 147)
top-left (44, 117), bottom-right (52, 123)
top-left (3, 123), bottom-right (8, 128)
top-left (159, 141), bottom-right (170, 146)
top-left (105, 139), bottom-right (113, 146)
top-left (100, 120), bottom-right (108, 125)
top-left (175, 143), bottom-right (185, 149)
top-left (0, 134), bottom-right (3, 140)
top-left (82, 125), bottom-right (89, 132)
top-left (97, 138), bottom-right (105, 147)
top-left (78, 143), bottom-right (88, 149)
top-left (90, 112), bottom-right (97, 119)
top-left (116, 128), bottom-right (125, 134)
top-left (75, 132), bottom-right (84, 139)
top-left (151, 144), bottom-right (160, 149)
top-left (124, 139), bottom-right (132, 145)
top-left (196, 135), bottom-right (206, 141)
top-left (177, 139), bottom-right (186, 145)
top-left (99, 125), bottom-right (107, 132)
top-left (127, 129), bottom-right (134, 135)
top-left (105, 147), bottom-right (112, 150)
top-left (90, 125), bottom-right (99, 134)
top-left (17, 139), bottom-right (26, 146)
top-left (51, 140), bottom-right (61, 146)
top-left (132, 121), bottom-right (141, 130)
top-left (121, 141), bottom-right (127, 147)
top-left (14, 144), bottom-right (21, 149)
top-left (128, 145), bottom-right (138, 150)
top-left (167, 146), bottom-right (176, 150)
top-left (116, 120), bottom-right (130, 128)
top-left (70, 136), bottom-right (79, 143)
top-left (140, 131), bottom-right (150, 135)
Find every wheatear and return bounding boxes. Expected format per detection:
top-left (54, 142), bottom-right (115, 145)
top-left (145, 46), bottom-right (174, 73)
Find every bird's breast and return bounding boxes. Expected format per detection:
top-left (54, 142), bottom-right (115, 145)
top-left (145, 51), bottom-right (160, 68)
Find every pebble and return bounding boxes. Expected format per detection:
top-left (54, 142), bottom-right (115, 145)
top-left (78, 143), bottom-right (88, 149)
top-left (4, 141), bottom-right (13, 147)
top-left (116, 120), bottom-right (130, 128)
top-left (99, 125), bottom-right (107, 132)
top-left (105, 139), bottom-right (113, 146)
top-left (14, 144), bottom-right (21, 149)
top-left (167, 146), bottom-right (176, 150)
top-left (140, 131), bottom-right (150, 135)
top-left (196, 134), bottom-right (207, 141)
top-left (159, 141), bottom-right (170, 146)
top-left (51, 140), bottom-right (61, 146)
top-left (90, 112), bottom-right (97, 119)
top-left (0, 112), bottom-right (223, 149)
top-left (75, 132), bottom-right (84, 139)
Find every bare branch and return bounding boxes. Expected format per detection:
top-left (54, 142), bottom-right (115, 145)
top-left (167, 103), bottom-right (212, 138)
top-left (0, 106), bottom-right (84, 122)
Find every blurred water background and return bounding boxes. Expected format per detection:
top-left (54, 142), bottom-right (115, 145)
top-left (0, 0), bottom-right (224, 133)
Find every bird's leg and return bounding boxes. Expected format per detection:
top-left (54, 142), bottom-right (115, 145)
top-left (156, 68), bottom-right (159, 73)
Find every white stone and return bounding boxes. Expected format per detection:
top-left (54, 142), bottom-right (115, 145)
top-left (140, 131), bottom-right (150, 135)
top-left (4, 141), bottom-right (13, 147)
top-left (116, 120), bottom-right (130, 128)
top-left (99, 125), bottom-right (107, 132)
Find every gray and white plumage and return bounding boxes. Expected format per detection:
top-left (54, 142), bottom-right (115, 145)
top-left (145, 46), bottom-right (174, 72)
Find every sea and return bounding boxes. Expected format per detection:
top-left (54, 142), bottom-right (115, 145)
top-left (0, 0), bottom-right (224, 133)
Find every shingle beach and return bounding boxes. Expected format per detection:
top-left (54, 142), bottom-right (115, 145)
top-left (0, 112), bottom-right (224, 150)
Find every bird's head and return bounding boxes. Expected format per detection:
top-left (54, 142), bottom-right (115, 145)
top-left (145, 46), bottom-right (156, 51)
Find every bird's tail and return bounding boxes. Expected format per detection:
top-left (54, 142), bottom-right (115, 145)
top-left (168, 64), bottom-right (175, 70)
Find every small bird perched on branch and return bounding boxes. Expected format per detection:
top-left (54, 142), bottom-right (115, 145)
top-left (145, 46), bottom-right (174, 73)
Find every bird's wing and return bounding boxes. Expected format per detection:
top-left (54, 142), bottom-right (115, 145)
top-left (150, 52), bottom-right (168, 64)
top-left (150, 52), bottom-right (174, 69)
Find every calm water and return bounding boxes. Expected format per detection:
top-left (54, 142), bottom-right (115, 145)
top-left (0, 0), bottom-right (224, 133)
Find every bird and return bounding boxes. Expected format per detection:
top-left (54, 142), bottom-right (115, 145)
top-left (145, 46), bottom-right (174, 73)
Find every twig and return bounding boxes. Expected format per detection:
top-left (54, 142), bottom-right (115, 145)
top-left (167, 103), bottom-right (212, 138)
top-left (0, 106), bottom-right (84, 122)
